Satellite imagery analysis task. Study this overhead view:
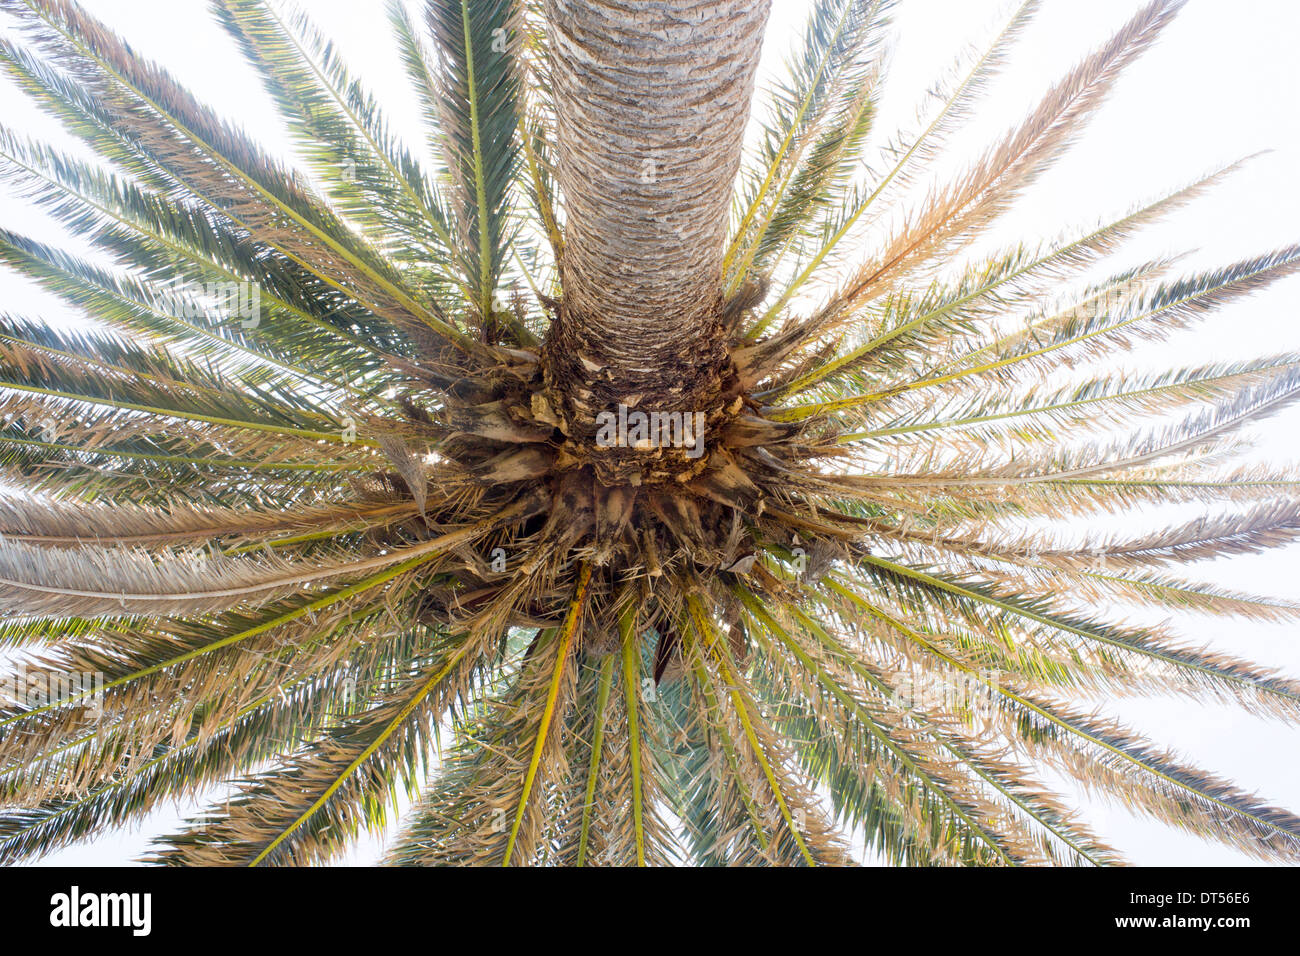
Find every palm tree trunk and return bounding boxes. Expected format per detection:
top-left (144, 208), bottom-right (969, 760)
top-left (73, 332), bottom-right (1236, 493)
top-left (541, 0), bottom-right (771, 472)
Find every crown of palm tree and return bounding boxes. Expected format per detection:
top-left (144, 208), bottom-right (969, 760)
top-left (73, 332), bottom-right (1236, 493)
top-left (0, 0), bottom-right (1297, 867)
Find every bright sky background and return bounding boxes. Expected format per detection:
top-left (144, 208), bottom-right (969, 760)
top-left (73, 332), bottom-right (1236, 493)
top-left (2, 0), bottom-right (1298, 867)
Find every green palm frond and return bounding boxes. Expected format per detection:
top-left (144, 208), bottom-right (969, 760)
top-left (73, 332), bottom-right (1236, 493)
top-left (214, 0), bottom-right (460, 276)
top-left (726, 0), bottom-right (893, 293)
top-left (748, 0), bottom-right (1045, 336)
top-left (426, 0), bottom-right (522, 328)
top-left (0, 0), bottom-right (1296, 868)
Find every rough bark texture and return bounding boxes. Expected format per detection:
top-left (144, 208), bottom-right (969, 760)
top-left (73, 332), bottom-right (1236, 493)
top-left (541, 0), bottom-right (771, 479)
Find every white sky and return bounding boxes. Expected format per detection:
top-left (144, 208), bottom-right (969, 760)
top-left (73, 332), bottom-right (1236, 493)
top-left (3, 0), bottom-right (1299, 867)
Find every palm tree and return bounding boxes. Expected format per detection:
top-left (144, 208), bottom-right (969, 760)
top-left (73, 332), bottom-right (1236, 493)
top-left (0, 0), bottom-right (1296, 867)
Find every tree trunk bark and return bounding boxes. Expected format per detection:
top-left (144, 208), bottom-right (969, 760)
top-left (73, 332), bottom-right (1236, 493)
top-left (541, 0), bottom-right (771, 476)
